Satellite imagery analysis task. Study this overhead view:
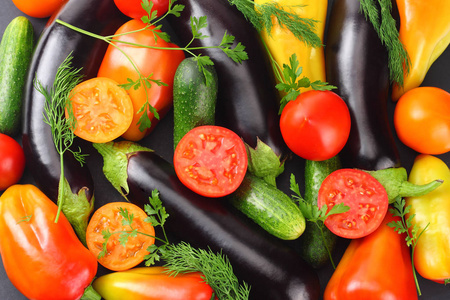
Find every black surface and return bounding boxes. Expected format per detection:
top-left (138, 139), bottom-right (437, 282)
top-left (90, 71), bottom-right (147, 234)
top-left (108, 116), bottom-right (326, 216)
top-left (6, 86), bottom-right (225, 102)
top-left (1, 0), bottom-right (450, 299)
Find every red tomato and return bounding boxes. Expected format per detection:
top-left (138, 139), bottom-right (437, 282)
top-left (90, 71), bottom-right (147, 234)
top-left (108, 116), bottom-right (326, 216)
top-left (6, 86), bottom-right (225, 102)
top-left (0, 134), bottom-right (25, 191)
top-left (173, 125), bottom-right (248, 198)
top-left (394, 86), bottom-right (450, 155)
top-left (11, 0), bottom-right (67, 18)
top-left (86, 202), bottom-right (155, 271)
top-left (317, 169), bottom-right (389, 239)
top-left (280, 90), bottom-right (351, 161)
top-left (114, 0), bottom-right (169, 19)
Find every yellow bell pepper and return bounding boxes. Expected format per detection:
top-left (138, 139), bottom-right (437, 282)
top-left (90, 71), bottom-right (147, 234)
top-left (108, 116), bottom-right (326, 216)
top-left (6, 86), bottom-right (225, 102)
top-left (406, 154), bottom-right (450, 283)
top-left (256, 0), bottom-right (328, 90)
top-left (392, 0), bottom-right (450, 101)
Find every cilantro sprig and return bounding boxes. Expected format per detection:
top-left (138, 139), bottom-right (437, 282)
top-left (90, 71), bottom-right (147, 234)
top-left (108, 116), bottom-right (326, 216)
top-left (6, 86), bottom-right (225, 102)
top-left (98, 189), bottom-right (250, 300)
top-left (388, 197), bottom-right (429, 296)
top-left (276, 54), bottom-right (336, 113)
top-left (56, 0), bottom-right (248, 133)
top-left (290, 174), bottom-right (349, 269)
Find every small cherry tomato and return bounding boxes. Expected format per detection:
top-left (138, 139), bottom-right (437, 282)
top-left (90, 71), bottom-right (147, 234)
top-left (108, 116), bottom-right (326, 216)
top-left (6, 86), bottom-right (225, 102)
top-left (67, 77), bottom-right (134, 143)
top-left (0, 134), bottom-right (25, 191)
top-left (280, 90), bottom-right (351, 161)
top-left (86, 202), bottom-right (155, 271)
top-left (11, 0), bottom-right (67, 18)
top-left (318, 169), bottom-right (389, 239)
top-left (114, 0), bottom-right (169, 20)
top-left (173, 125), bottom-right (248, 198)
top-left (394, 86), bottom-right (450, 155)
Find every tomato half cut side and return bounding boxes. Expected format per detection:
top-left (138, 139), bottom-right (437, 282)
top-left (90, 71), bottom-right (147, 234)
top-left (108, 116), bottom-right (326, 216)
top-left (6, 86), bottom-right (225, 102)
top-left (317, 169), bottom-right (389, 239)
top-left (67, 77), bottom-right (133, 143)
top-left (173, 125), bottom-right (248, 198)
top-left (86, 202), bottom-right (155, 271)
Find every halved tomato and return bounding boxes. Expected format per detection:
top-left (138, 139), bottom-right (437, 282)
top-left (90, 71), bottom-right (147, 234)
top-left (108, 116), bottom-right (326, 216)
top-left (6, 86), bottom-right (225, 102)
top-left (173, 125), bottom-right (248, 198)
top-left (67, 77), bottom-right (133, 143)
top-left (318, 169), bottom-right (389, 239)
top-left (86, 202), bottom-right (155, 271)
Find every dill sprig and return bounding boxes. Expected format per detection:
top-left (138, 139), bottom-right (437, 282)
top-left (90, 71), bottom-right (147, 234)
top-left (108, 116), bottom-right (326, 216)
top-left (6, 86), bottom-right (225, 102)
top-left (56, 0), bottom-right (247, 133)
top-left (388, 197), bottom-right (428, 296)
top-left (34, 53), bottom-right (86, 222)
top-left (163, 242), bottom-right (251, 300)
top-left (228, 0), bottom-right (322, 48)
top-left (359, 0), bottom-right (410, 87)
top-left (290, 174), bottom-right (349, 269)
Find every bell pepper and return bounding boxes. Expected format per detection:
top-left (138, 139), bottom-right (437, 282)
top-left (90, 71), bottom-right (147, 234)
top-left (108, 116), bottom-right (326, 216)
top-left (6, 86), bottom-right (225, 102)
top-left (406, 154), bottom-right (450, 283)
top-left (0, 184), bottom-right (98, 300)
top-left (391, 0), bottom-right (450, 101)
top-left (255, 0), bottom-right (327, 90)
top-left (324, 211), bottom-right (417, 300)
top-left (98, 19), bottom-right (185, 141)
top-left (92, 266), bottom-right (214, 300)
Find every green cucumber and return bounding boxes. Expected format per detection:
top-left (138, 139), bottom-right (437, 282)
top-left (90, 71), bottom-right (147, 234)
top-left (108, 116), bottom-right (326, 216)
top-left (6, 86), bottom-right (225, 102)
top-left (298, 156), bottom-right (341, 268)
top-left (173, 57), bottom-right (218, 149)
top-left (0, 16), bottom-right (34, 136)
top-left (228, 173), bottom-right (306, 240)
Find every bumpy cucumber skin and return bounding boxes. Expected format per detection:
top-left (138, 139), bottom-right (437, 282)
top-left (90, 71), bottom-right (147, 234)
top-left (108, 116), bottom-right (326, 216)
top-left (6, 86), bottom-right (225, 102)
top-left (0, 16), bottom-right (34, 136)
top-left (299, 156), bottom-right (341, 268)
top-left (229, 173), bottom-right (306, 240)
top-left (173, 57), bottom-right (218, 149)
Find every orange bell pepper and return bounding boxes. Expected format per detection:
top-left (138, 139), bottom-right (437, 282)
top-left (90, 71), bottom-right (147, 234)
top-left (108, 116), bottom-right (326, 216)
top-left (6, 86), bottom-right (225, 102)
top-left (93, 266), bottom-right (214, 300)
top-left (98, 19), bottom-right (185, 141)
top-left (391, 0), bottom-right (450, 100)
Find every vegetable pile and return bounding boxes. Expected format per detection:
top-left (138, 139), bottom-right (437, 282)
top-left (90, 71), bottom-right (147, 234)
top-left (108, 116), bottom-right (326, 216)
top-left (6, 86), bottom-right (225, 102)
top-left (1, 0), bottom-right (450, 299)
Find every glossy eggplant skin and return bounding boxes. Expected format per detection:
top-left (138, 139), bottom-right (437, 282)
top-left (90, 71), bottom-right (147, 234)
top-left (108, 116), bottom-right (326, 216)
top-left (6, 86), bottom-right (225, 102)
top-left (325, 0), bottom-right (401, 170)
top-left (167, 0), bottom-right (287, 157)
top-left (21, 0), bottom-right (124, 201)
top-left (125, 150), bottom-right (320, 300)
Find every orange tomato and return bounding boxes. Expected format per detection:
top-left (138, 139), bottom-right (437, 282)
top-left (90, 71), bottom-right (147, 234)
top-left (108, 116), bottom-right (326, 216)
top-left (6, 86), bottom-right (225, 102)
top-left (67, 77), bottom-right (134, 143)
top-left (12, 0), bottom-right (67, 18)
top-left (98, 19), bottom-right (185, 141)
top-left (394, 86), bottom-right (450, 154)
top-left (86, 202), bottom-right (155, 271)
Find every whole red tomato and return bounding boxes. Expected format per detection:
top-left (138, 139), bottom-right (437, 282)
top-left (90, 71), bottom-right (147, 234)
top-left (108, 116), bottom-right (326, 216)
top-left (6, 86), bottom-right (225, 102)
top-left (0, 134), bottom-right (25, 191)
top-left (280, 90), bottom-right (351, 161)
top-left (114, 0), bottom-right (169, 19)
top-left (11, 0), bottom-right (67, 18)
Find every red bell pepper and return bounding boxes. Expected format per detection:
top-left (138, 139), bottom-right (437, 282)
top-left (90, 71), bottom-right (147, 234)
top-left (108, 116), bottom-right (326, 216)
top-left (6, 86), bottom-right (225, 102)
top-left (324, 211), bottom-right (417, 300)
top-left (0, 184), bottom-right (98, 300)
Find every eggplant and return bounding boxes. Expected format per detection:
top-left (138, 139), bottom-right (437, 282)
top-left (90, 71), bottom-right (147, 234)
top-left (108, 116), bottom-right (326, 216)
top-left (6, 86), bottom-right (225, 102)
top-left (325, 0), bottom-right (401, 170)
top-left (167, 0), bottom-right (287, 157)
top-left (21, 0), bottom-right (125, 201)
top-left (95, 142), bottom-right (321, 300)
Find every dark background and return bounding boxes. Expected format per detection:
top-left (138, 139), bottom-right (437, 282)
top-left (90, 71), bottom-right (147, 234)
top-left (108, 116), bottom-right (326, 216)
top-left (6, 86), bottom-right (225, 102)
top-left (1, 0), bottom-right (450, 299)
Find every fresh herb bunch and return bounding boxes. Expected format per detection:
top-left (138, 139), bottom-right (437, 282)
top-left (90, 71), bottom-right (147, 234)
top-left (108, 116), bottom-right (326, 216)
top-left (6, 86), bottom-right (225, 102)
top-left (34, 53), bottom-right (86, 222)
top-left (56, 0), bottom-right (248, 133)
top-left (228, 0), bottom-right (322, 47)
top-left (388, 196), bottom-right (429, 296)
top-left (276, 54), bottom-right (336, 113)
top-left (359, 0), bottom-right (410, 87)
top-left (290, 174), bottom-right (349, 269)
top-left (100, 189), bottom-right (251, 300)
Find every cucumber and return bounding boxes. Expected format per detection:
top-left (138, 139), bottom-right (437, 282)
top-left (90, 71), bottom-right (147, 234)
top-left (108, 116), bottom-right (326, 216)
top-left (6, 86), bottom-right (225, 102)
top-left (173, 57), bottom-right (218, 149)
top-left (297, 156), bottom-right (341, 268)
top-left (228, 173), bottom-right (306, 240)
top-left (0, 16), bottom-right (34, 136)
